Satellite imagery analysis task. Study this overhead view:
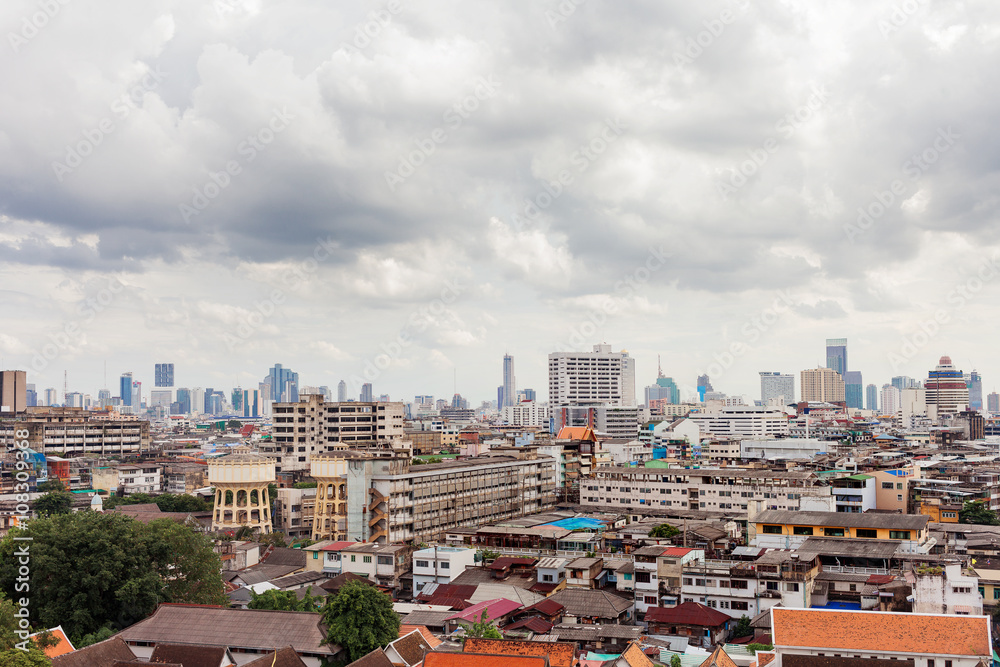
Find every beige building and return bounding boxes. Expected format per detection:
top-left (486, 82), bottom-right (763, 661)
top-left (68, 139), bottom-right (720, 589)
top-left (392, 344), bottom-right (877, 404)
top-left (0, 407), bottom-right (149, 456)
top-left (800, 367), bottom-right (846, 403)
top-left (871, 467), bottom-right (918, 512)
top-left (208, 453), bottom-right (276, 534)
top-left (275, 486), bottom-right (316, 540)
top-left (262, 395), bottom-right (405, 472)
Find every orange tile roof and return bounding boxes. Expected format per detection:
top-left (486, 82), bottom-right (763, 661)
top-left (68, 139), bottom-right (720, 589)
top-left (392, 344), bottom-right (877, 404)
top-left (556, 427), bottom-right (597, 442)
top-left (399, 625), bottom-right (441, 649)
top-left (771, 607), bottom-right (991, 656)
top-left (698, 646), bottom-right (738, 667)
top-left (32, 626), bottom-right (75, 658)
top-left (424, 651), bottom-right (547, 667)
top-left (619, 642), bottom-right (653, 667)
top-left (756, 652), bottom-right (776, 667)
top-left (464, 638), bottom-right (574, 667)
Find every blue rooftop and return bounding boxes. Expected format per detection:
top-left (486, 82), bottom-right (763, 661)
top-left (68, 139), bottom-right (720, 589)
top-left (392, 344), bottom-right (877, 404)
top-left (541, 517), bottom-right (606, 531)
top-left (812, 601), bottom-right (861, 610)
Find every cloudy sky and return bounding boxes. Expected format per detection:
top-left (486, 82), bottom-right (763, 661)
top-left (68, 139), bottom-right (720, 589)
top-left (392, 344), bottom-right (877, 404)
top-left (2, 0), bottom-right (1000, 404)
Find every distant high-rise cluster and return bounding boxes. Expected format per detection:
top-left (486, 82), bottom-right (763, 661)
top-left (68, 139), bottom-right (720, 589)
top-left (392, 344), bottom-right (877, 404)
top-left (800, 367), bottom-right (845, 403)
top-left (267, 363), bottom-right (299, 403)
top-left (760, 372), bottom-right (794, 405)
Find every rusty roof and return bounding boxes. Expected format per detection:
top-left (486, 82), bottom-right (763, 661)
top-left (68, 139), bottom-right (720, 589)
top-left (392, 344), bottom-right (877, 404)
top-left (52, 637), bottom-right (134, 667)
top-left (149, 643), bottom-right (229, 667)
top-left (242, 647), bottom-right (307, 667)
top-left (425, 651), bottom-right (548, 666)
top-left (464, 638), bottom-right (574, 667)
top-left (386, 630), bottom-right (433, 666)
top-left (771, 607), bottom-right (990, 656)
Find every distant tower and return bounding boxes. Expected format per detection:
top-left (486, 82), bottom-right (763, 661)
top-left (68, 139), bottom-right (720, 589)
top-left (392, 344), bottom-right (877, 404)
top-left (337, 380), bottom-right (347, 402)
top-left (502, 354), bottom-right (516, 408)
top-left (208, 452), bottom-right (275, 534)
top-left (310, 451), bottom-right (351, 542)
top-left (826, 338), bottom-right (847, 377)
top-left (360, 383), bottom-right (373, 403)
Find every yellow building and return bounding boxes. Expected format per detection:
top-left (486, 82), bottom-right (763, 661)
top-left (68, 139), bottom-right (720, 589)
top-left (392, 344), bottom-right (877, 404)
top-left (871, 467), bottom-right (918, 512)
top-left (919, 502), bottom-right (961, 523)
top-left (750, 509), bottom-right (930, 550)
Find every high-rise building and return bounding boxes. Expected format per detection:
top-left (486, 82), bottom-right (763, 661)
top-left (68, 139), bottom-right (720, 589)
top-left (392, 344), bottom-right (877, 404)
top-left (968, 370), bottom-right (983, 411)
top-left (360, 383), bottom-right (373, 403)
top-left (844, 371), bottom-right (863, 409)
top-left (502, 354), bottom-right (516, 408)
top-left (267, 364), bottom-right (299, 403)
top-left (231, 388), bottom-right (243, 413)
top-left (866, 384), bottom-right (878, 411)
top-left (697, 374), bottom-right (714, 393)
top-left (150, 390), bottom-right (172, 408)
top-left (0, 371), bottom-right (27, 414)
top-left (549, 344), bottom-right (636, 408)
top-left (880, 384), bottom-right (901, 415)
top-left (645, 377), bottom-right (680, 405)
top-left (760, 372), bottom-right (795, 406)
top-left (925, 356), bottom-right (969, 418)
top-left (190, 388), bottom-right (205, 416)
top-left (522, 388), bottom-right (536, 402)
top-left (242, 389), bottom-right (260, 418)
top-left (176, 388), bottom-right (192, 414)
top-left (131, 381), bottom-right (142, 411)
top-left (988, 392), bottom-right (1000, 413)
top-left (44, 388), bottom-right (57, 407)
top-left (800, 367), bottom-right (845, 403)
top-left (25, 383), bottom-right (36, 408)
top-left (97, 388), bottom-right (111, 408)
top-left (120, 372), bottom-right (133, 407)
top-left (892, 376), bottom-right (918, 391)
top-left (154, 363), bottom-right (174, 387)
top-left (337, 380), bottom-right (347, 402)
top-left (825, 338), bottom-right (847, 376)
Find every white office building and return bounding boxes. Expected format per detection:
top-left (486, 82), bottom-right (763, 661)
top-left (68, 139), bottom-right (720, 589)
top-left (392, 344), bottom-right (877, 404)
top-left (760, 372), bottom-right (795, 406)
top-left (412, 546), bottom-right (478, 592)
top-left (502, 401), bottom-right (550, 427)
top-left (687, 406), bottom-right (790, 438)
top-left (548, 344), bottom-right (636, 408)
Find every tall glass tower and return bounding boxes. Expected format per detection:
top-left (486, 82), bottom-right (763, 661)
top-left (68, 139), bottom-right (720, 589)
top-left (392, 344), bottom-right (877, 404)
top-left (502, 354), bottom-right (516, 408)
top-left (826, 338), bottom-right (847, 376)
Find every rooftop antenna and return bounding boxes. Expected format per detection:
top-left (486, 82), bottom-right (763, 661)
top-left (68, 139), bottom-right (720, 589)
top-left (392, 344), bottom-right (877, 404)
top-left (64, 370), bottom-right (68, 404)
top-left (657, 355), bottom-right (664, 378)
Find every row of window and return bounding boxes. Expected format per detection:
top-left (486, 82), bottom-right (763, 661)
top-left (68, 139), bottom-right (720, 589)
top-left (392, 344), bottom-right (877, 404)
top-left (760, 525), bottom-right (911, 539)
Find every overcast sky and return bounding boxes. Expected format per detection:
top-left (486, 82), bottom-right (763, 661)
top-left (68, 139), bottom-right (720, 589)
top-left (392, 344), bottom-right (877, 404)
top-left (2, 0), bottom-right (1000, 404)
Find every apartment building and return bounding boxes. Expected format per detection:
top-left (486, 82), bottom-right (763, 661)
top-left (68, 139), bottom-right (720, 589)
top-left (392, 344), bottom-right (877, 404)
top-left (263, 395), bottom-right (405, 472)
top-left (162, 462), bottom-right (208, 494)
top-left (502, 401), bottom-right (550, 428)
top-left (584, 466), bottom-right (833, 513)
top-left (312, 450), bottom-right (558, 545)
top-left (118, 464), bottom-right (162, 494)
top-left (275, 486), bottom-right (316, 540)
top-left (686, 406), bottom-right (790, 438)
top-left (749, 509), bottom-right (932, 553)
top-left (548, 344), bottom-right (637, 408)
top-left (0, 407), bottom-right (150, 455)
top-left (412, 546), bottom-right (477, 592)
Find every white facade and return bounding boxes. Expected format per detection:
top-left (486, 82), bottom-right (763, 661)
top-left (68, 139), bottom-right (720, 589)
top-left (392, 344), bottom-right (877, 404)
top-left (741, 438), bottom-right (830, 461)
top-left (912, 563), bottom-right (983, 616)
top-left (880, 384), bottom-right (901, 415)
top-left (687, 407), bottom-right (790, 438)
top-left (760, 372), bottom-right (795, 405)
top-left (605, 439), bottom-right (651, 465)
top-left (502, 401), bottom-right (550, 427)
top-left (119, 464), bottom-right (162, 494)
top-left (594, 405), bottom-right (642, 438)
top-left (548, 344), bottom-right (637, 408)
top-left (900, 387), bottom-right (927, 425)
top-left (412, 546), bottom-right (477, 592)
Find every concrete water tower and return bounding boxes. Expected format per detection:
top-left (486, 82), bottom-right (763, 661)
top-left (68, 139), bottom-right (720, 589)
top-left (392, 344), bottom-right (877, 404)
top-left (208, 452), bottom-right (276, 534)
top-left (310, 450), bottom-right (351, 542)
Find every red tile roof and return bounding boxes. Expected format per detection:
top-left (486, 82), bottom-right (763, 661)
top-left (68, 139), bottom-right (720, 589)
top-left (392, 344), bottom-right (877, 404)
top-left (644, 602), bottom-right (731, 628)
top-left (424, 652), bottom-right (547, 667)
top-left (32, 627), bottom-right (74, 658)
top-left (445, 598), bottom-right (522, 623)
top-left (320, 541), bottom-right (358, 551)
top-left (523, 598), bottom-right (565, 616)
top-left (556, 426), bottom-right (597, 441)
top-left (398, 625), bottom-right (441, 649)
top-left (661, 547), bottom-right (695, 557)
top-left (771, 607), bottom-right (991, 657)
top-left (464, 638), bottom-right (575, 667)
top-left (503, 617), bottom-right (554, 634)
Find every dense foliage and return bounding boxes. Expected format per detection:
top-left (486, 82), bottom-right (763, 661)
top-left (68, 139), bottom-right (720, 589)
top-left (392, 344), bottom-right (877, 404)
top-left (249, 587), bottom-right (321, 611)
top-left (0, 596), bottom-right (52, 667)
top-left (32, 493), bottom-right (72, 517)
top-left (459, 610), bottom-right (502, 640)
top-left (649, 523), bottom-right (680, 539)
top-left (102, 493), bottom-right (211, 513)
top-left (0, 512), bottom-right (225, 644)
top-left (960, 500), bottom-right (1000, 525)
top-left (322, 581), bottom-right (399, 663)
top-left (731, 614), bottom-right (753, 639)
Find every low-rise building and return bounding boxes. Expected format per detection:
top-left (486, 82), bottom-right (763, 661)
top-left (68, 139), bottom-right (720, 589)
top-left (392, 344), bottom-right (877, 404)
top-left (275, 487), bottom-right (316, 540)
top-left (912, 562), bottom-right (983, 616)
top-left (412, 546), bottom-right (477, 593)
top-left (750, 509), bottom-right (932, 553)
top-left (119, 464), bottom-right (162, 494)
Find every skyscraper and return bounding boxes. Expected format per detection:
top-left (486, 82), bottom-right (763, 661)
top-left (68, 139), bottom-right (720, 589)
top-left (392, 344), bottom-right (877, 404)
top-left (267, 364), bottom-right (299, 403)
top-left (243, 389), bottom-right (260, 418)
top-left (0, 370), bottom-right (27, 414)
top-left (522, 388), bottom-right (536, 402)
top-left (968, 370), bottom-right (983, 411)
top-left (865, 384), bottom-right (878, 411)
top-left (131, 381), bottom-right (142, 410)
top-left (645, 376), bottom-right (680, 405)
top-left (360, 383), bottom-right (373, 403)
top-left (760, 372), bottom-right (795, 406)
top-left (44, 388), bottom-right (57, 407)
top-left (825, 338), bottom-right (847, 376)
top-left (25, 383), bottom-right (36, 408)
top-left (154, 363), bottom-right (174, 387)
top-left (502, 354), bottom-right (516, 408)
top-left (800, 367), bottom-right (845, 403)
top-left (97, 388), bottom-right (111, 408)
top-left (892, 376), bottom-right (918, 391)
top-left (337, 380), bottom-right (347, 402)
top-left (844, 371), bottom-right (863, 409)
top-left (988, 392), bottom-right (999, 413)
top-left (880, 384), bottom-right (901, 415)
top-left (231, 388), bottom-right (244, 413)
top-left (925, 355), bottom-right (969, 417)
top-left (120, 372), bottom-right (133, 407)
top-left (176, 388), bottom-right (192, 414)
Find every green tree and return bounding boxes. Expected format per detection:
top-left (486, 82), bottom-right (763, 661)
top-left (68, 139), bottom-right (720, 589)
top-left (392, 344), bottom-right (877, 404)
top-left (322, 580), bottom-right (399, 663)
top-left (35, 481), bottom-right (65, 494)
top-left (670, 655), bottom-right (682, 667)
top-left (293, 482), bottom-right (317, 489)
top-left (249, 587), bottom-right (320, 611)
top-left (459, 609), bottom-right (502, 640)
top-left (649, 523), bottom-right (679, 539)
top-left (0, 595), bottom-right (52, 667)
top-left (0, 511), bottom-right (225, 643)
top-left (731, 614), bottom-right (752, 639)
top-left (33, 493), bottom-right (72, 517)
top-left (960, 501), bottom-right (1000, 525)
top-left (75, 626), bottom-right (115, 648)
top-left (746, 643), bottom-right (773, 655)
top-left (152, 495), bottom-right (210, 513)
top-left (259, 532), bottom-right (288, 548)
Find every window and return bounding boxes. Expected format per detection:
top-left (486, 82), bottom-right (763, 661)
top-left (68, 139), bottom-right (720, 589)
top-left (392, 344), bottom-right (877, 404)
top-left (731, 579), bottom-right (748, 589)
top-left (889, 531), bottom-right (911, 540)
top-left (731, 600), bottom-right (748, 610)
top-left (542, 574), bottom-right (553, 582)
top-left (415, 560), bottom-right (429, 568)
top-left (882, 482), bottom-right (894, 489)
top-left (785, 582), bottom-right (800, 592)
top-left (624, 573), bottom-right (632, 581)
top-left (636, 572), bottom-right (651, 584)
top-left (644, 595), bottom-right (657, 604)
top-left (824, 527), bottom-right (845, 537)
top-left (766, 581), bottom-right (778, 591)
top-left (793, 526), bottom-right (813, 535)
top-left (350, 555), bottom-right (356, 562)
top-left (849, 584), bottom-right (857, 592)
top-left (897, 483), bottom-right (903, 490)
top-left (927, 661), bottom-right (934, 667)
top-left (683, 578), bottom-right (693, 585)
top-left (856, 529), bottom-right (877, 538)
top-left (897, 494), bottom-right (903, 501)
top-left (440, 562), bottom-right (449, 569)
top-left (762, 525), bottom-right (782, 534)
